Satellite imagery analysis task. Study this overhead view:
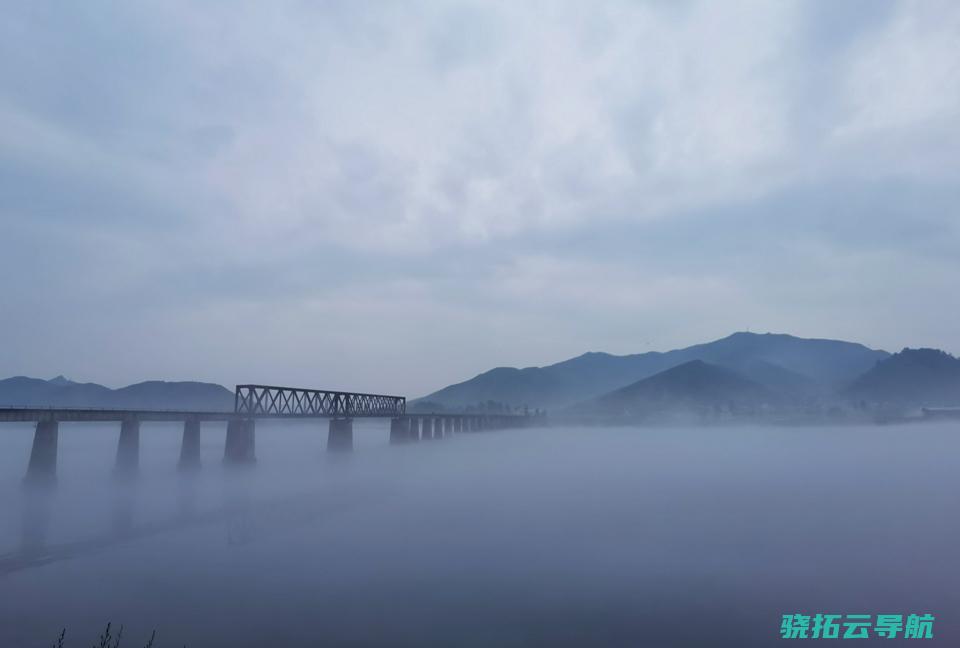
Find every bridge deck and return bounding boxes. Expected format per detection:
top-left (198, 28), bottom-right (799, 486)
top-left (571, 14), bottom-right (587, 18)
top-left (0, 408), bottom-right (236, 423)
top-left (0, 407), bottom-right (525, 423)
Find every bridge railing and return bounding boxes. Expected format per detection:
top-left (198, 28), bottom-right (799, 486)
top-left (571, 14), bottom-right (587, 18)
top-left (234, 384), bottom-right (405, 417)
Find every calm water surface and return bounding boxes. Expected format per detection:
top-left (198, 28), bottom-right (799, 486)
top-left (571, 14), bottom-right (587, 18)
top-left (0, 422), bottom-right (957, 646)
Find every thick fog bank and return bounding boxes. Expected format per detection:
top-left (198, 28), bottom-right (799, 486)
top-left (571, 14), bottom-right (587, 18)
top-left (1, 422), bottom-right (957, 646)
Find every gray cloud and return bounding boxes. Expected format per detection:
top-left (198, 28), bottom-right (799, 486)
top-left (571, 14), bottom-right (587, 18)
top-left (1, 0), bottom-right (958, 395)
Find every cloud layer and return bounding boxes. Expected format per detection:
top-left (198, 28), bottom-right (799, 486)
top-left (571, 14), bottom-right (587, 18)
top-left (2, 0), bottom-right (958, 395)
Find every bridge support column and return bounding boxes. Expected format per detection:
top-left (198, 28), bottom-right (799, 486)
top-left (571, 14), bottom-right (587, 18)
top-left (24, 420), bottom-right (58, 487)
top-left (435, 418), bottom-right (444, 439)
top-left (115, 418), bottom-right (140, 479)
top-left (224, 419), bottom-right (256, 465)
top-left (409, 417), bottom-right (420, 441)
top-left (328, 418), bottom-right (354, 452)
top-left (426, 418), bottom-right (438, 440)
top-left (390, 417), bottom-right (409, 445)
top-left (179, 418), bottom-right (201, 472)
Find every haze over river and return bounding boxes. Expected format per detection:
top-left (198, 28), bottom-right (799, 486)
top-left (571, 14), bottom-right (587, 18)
top-left (1, 422), bottom-right (957, 646)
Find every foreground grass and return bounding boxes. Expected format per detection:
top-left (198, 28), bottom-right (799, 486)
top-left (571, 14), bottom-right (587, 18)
top-left (51, 623), bottom-right (160, 648)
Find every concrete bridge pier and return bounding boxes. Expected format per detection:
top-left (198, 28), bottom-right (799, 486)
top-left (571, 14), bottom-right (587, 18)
top-left (24, 420), bottom-right (58, 487)
top-left (179, 418), bottom-right (202, 472)
top-left (328, 417), bottom-right (354, 452)
top-left (224, 418), bottom-right (256, 465)
top-left (390, 417), bottom-right (409, 445)
top-left (425, 418), bottom-right (437, 440)
top-left (114, 418), bottom-right (140, 480)
top-left (435, 418), bottom-right (445, 439)
top-left (409, 417), bottom-right (420, 441)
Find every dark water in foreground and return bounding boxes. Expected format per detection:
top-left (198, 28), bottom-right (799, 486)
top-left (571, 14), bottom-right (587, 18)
top-left (0, 422), bottom-right (957, 647)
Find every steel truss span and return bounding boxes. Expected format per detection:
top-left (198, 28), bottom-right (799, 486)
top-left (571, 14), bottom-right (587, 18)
top-left (234, 384), bottom-right (405, 418)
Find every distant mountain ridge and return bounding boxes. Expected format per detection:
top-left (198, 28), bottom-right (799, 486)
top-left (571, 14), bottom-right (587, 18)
top-left (416, 332), bottom-right (890, 411)
top-left (574, 360), bottom-right (776, 420)
top-left (6, 334), bottom-right (956, 416)
top-left (846, 348), bottom-right (960, 406)
top-left (0, 376), bottom-right (234, 411)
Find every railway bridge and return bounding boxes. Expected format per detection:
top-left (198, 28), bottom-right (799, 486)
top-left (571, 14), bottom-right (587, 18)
top-left (2, 384), bottom-right (534, 486)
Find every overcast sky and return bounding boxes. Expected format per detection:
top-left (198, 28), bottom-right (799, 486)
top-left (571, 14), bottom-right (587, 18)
top-left (1, 0), bottom-right (958, 396)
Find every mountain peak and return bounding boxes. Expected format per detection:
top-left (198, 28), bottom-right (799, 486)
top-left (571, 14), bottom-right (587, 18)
top-left (0, 376), bottom-right (234, 410)
top-left (892, 347), bottom-right (956, 365)
top-left (416, 331), bottom-right (890, 410)
top-left (579, 359), bottom-right (775, 419)
top-left (847, 348), bottom-right (960, 405)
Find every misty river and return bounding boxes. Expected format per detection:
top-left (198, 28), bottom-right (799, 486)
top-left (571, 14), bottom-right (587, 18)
top-left (1, 422), bottom-right (957, 646)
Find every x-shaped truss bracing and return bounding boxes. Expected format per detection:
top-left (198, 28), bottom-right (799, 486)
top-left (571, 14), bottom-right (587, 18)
top-left (234, 385), bottom-right (405, 417)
